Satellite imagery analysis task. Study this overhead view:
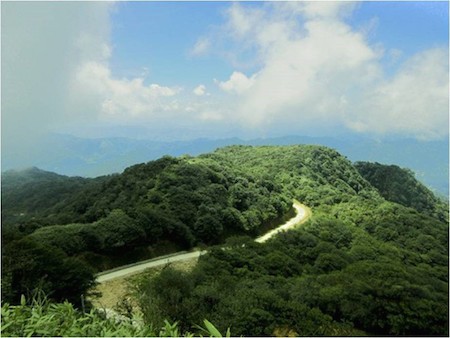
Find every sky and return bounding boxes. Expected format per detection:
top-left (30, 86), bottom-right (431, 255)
top-left (2, 1), bottom-right (449, 149)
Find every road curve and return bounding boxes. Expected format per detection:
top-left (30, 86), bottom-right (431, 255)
top-left (255, 200), bottom-right (310, 243)
top-left (96, 200), bottom-right (311, 283)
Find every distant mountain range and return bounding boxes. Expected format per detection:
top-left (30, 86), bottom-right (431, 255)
top-left (2, 133), bottom-right (448, 196)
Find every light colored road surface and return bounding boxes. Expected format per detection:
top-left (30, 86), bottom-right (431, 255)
top-left (96, 251), bottom-right (206, 283)
top-left (96, 200), bottom-right (311, 283)
top-left (255, 200), bottom-right (310, 243)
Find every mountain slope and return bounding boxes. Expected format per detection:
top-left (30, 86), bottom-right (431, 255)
top-left (197, 145), bottom-right (381, 207)
top-left (2, 145), bottom-right (447, 336)
top-left (355, 161), bottom-right (448, 221)
top-left (2, 145), bottom-right (380, 268)
top-left (1, 168), bottom-right (101, 227)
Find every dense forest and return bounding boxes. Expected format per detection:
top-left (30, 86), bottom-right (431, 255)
top-left (2, 145), bottom-right (448, 336)
top-left (354, 161), bottom-right (447, 220)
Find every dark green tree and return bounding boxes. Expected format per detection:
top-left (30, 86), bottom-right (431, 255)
top-left (2, 237), bottom-right (96, 307)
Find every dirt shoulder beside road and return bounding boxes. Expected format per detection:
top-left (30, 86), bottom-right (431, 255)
top-left (91, 258), bottom-right (199, 310)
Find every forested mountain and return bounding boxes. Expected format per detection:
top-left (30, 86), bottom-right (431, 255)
top-left (355, 161), bottom-right (448, 221)
top-left (1, 168), bottom-right (101, 228)
top-left (3, 133), bottom-right (448, 196)
top-left (2, 145), bottom-right (448, 336)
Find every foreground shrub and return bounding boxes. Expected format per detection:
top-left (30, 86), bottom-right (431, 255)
top-left (1, 295), bottom-right (228, 337)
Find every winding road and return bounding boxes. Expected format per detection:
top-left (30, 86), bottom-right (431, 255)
top-left (255, 200), bottom-right (310, 243)
top-left (96, 200), bottom-right (311, 283)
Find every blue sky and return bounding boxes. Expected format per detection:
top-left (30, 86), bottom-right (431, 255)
top-left (109, 1), bottom-right (449, 84)
top-left (2, 1), bottom-right (449, 145)
top-left (110, 2), bottom-right (234, 86)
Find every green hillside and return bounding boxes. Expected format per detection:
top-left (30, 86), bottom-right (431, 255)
top-left (1, 167), bottom-right (101, 228)
top-left (1, 145), bottom-right (448, 336)
top-left (355, 161), bottom-right (448, 221)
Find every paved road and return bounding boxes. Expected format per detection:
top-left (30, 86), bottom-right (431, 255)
top-left (96, 251), bottom-right (207, 283)
top-left (96, 200), bottom-right (311, 283)
top-left (255, 201), bottom-right (310, 243)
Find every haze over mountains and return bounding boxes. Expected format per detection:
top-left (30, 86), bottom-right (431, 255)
top-left (2, 133), bottom-right (448, 197)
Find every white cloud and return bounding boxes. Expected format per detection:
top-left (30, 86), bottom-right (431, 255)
top-left (75, 32), bottom-right (112, 62)
top-left (208, 2), bottom-right (448, 139)
top-left (226, 4), bottom-right (265, 39)
top-left (2, 2), bottom-right (113, 151)
top-left (216, 3), bottom-right (380, 127)
top-left (66, 2), bottom-right (182, 122)
top-left (225, 3), bottom-right (293, 56)
top-left (283, 1), bottom-right (358, 19)
top-left (190, 37), bottom-right (210, 56)
top-left (193, 84), bottom-right (207, 96)
top-left (74, 61), bottom-right (179, 118)
top-left (217, 71), bottom-right (256, 94)
top-left (347, 48), bottom-right (449, 139)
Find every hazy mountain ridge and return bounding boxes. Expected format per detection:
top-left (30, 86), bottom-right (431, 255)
top-left (1, 168), bottom-right (103, 227)
top-left (2, 133), bottom-right (448, 196)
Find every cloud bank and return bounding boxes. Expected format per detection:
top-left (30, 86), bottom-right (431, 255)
top-left (210, 2), bottom-right (448, 139)
top-left (3, 2), bottom-right (191, 144)
top-left (2, 2), bottom-right (113, 153)
top-left (74, 61), bottom-right (179, 119)
top-left (3, 1), bottom-right (448, 146)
